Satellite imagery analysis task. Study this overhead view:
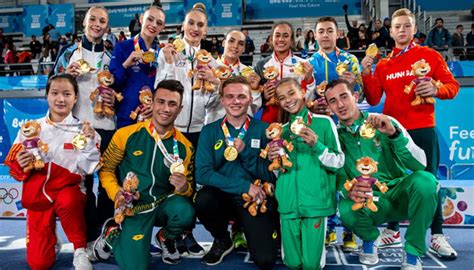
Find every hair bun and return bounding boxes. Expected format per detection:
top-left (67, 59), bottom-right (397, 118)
top-left (193, 2), bottom-right (206, 12)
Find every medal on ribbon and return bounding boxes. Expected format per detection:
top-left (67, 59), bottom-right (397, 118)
top-left (221, 117), bottom-right (250, 162)
top-left (149, 122), bottom-right (183, 174)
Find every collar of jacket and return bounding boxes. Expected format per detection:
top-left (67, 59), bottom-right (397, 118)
top-left (81, 35), bottom-right (105, 52)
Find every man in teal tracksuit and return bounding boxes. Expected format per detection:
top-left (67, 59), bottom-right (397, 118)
top-left (195, 76), bottom-right (279, 269)
top-left (325, 79), bottom-right (438, 270)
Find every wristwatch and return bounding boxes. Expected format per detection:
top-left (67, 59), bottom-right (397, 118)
top-left (388, 126), bottom-right (402, 139)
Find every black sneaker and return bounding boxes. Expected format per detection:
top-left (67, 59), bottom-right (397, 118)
top-left (201, 237), bottom-right (234, 266)
top-left (175, 236), bottom-right (189, 257)
top-left (156, 230), bottom-right (181, 265)
top-left (183, 232), bottom-right (205, 257)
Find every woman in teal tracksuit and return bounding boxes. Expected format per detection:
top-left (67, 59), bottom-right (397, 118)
top-left (271, 78), bottom-right (345, 269)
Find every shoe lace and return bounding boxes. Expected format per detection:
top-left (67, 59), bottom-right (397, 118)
top-left (163, 238), bottom-right (177, 254)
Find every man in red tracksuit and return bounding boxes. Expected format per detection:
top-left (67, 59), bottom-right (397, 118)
top-left (361, 8), bottom-right (459, 260)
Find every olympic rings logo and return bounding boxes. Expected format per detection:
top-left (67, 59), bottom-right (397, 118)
top-left (0, 188), bottom-right (19, 204)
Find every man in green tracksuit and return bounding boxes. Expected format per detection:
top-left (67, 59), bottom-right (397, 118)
top-left (270, 78), bottom-right (345, 269)
top-left (325, 79), bottom-right (438, 270)
top-left (99, 80), bottom-right (195, 269)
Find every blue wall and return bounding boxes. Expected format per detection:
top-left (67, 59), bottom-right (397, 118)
top-left (416, 0), bottom-right (472, 11)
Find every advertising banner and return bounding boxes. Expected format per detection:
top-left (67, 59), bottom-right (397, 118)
top-left (22, 5), bottom-right (48, 37)
top-left (245, 0), bottom-right (360, 20)
top-left (49, 4), bottom-right (75, 35)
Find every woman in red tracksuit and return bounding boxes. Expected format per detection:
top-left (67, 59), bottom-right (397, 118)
top-left (5, 74), bottom-right (101, 270)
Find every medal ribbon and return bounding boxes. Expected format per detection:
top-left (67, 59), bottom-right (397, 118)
top-left (221, 116), bottom-right (250, 147)
top-left (319, 48), bottom-right (342, 82)
top-left (388, 41), bottom-right (417, 59)
top-left (149, 121), bottom-right (180, 164)
top-left (222, 56), bottom-right (241, 76)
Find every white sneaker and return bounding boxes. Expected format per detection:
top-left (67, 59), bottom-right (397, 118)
top-left (359, 240), bottom-right (379, 265)
top-left (429, 234), bottom-right (458, 259)
top-left (73, 248), bottom-right (93, 270)
top-left (376, 229), bottom-right (403, 248)
top-left (401, 252), bottom-right (422, 270)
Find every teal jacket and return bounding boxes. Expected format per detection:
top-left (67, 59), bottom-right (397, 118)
top-left (276, 107), bottom-right (345, 219)
top-left (196, 117), bottom-right (275, 197)
top-left (336, 112), bottom-right (427, 194)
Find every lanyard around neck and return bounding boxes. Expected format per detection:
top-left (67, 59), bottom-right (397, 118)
top-left (221, 116), bottom-right (250, 146)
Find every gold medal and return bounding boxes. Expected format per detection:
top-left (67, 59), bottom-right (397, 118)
top-left (293, 62), bottom-right (305, 76)
top-left (72, 133), bottom-right (88, 149)
top-left (142, 51), bottom-right (156, 63)
top-left (290, 117), bottom-right (305, 135)
top-left (336, 62), bottom-right (348, 76)
top-left (76, 59), bottom-right (96, 75)
top-left (173, 38), bottom-right (186, 53)
top-left (360, 122), bottom-right (376, 139)
top-left (241, 67), bottom-right (255, 78)
top-left (224, 146), bottom-right (238, 161)
top-left (170, 161), bottom-right (185, 174)
top-left (366, 43), bottom-right (379, 58)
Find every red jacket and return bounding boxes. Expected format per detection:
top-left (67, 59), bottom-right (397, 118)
top-left (5, 114), bottom-right (101, 211)
top-left (362, 44), bottom-right (459, 130)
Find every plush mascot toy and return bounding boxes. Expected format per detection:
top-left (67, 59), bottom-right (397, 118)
top-left (114, 172), bottom-right (140, 224)
top-left (214, 65), bottom-right (232, 82)
top-left (189, 49), bottom-right (215, 93)
top-left (242, 179), bottom-right (274, 216)
top-left (90, 70), bottom-right (123, 117)
top-left (260, 123), bottom-right (293, 172)
top-left (19, 121), bottom-right (49, 173)
top-left (344, 157), bottom-right (388, 212)
top-left (263, 66), bottom-right (280, 106)
top-left (404, 59), bottom-right (442, 106)
top-left (130, 86), bottom-right (153, 122)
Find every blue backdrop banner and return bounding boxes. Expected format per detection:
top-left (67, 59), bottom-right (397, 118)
top-left (107, 3), bottom-right (183, 28)
top-left (22, 5), bottom-right (49, 37)
top-left (49, 4), bottom-right (75, 35)
top-left (436, 87), bottom-right (474, 180)
top-left (183, 0), bottom-right (242, 26)
top-left (0, 75), bottom-right (48, 90)
top-left (0, 14), bottom-right (22, 33)
top-left (245, 0), bottom-right (361, 20)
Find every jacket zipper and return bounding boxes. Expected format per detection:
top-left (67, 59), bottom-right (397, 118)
top-left (42, 162), bottom-right (53, 203)
top-left (186, 58), bottom-right (195, 133)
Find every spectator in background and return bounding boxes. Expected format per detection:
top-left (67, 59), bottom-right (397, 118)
top-left (17, 50), bottom-right (34, 75)
top-left (240, 28), bottom-right (255, 66)
top-left (209, 36), bottom-right (222, 57)
top-left (383, 17), bottom-right (395, 49)
top-left (0, 29), bottom-right (4, 75)
top-left (59, 36), bottom-right (68, 51)
top-left (4, 43), bottom-right (17, 76)
top-left (304, 29), bottom-right (317, 52)
top-left (414, 30), bottom-right (427, 46)
top-left (170, 25), bottom-right (182, 39)
top-left (372, 19), bottom-right (389, 48)
top-left (295, 27), bottom-right (304, 51)
top-left (467, 24), bottom-right (474, 60)
top-left (427, 18), bottom-right (451, 51)
top-left (118, 31), bottom-right (127, 42)
top-left (48, 24), bottom-right (62, 49)
top-left (106, 27), bottom-right (118, 47)
top-left (451, 24), bottom-right (465, 60)
top-left (43, 33), bottom-right (51, 50)
top-left (343, 4), bottom-right (360, 49)
top-left (260, 34), bottom-right (272, 56)
top-left (337, 29), bottom-right (350, 50)
top-left (357, 24), bottom-right (370, 49)
top-left (38, 47), bottom-right (53, 75)
top-left (65, 32), bottom-right (72, 45)
top-left (29, 35), bottom-right (43, 59)
top-left (129, 13), bottom-right (141, 37)
top-left (104, 39), bottom-right (114, 51)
